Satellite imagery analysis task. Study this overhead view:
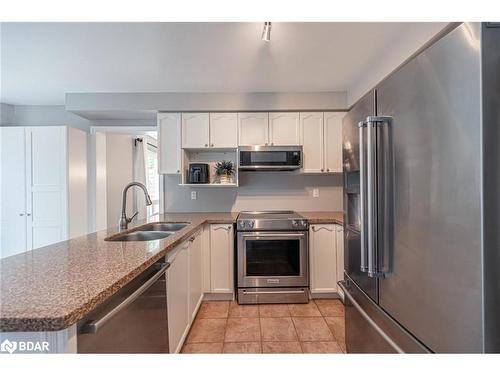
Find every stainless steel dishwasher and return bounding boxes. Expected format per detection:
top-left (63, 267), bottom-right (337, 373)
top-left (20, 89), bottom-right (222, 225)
top-left (77, 260), bottom-right (170, 353)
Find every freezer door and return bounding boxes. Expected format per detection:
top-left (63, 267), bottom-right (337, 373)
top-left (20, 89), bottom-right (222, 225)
top-left (376, 23), bottom-right (483, 353)
top-left (342, 91), bottom-right (378, 302)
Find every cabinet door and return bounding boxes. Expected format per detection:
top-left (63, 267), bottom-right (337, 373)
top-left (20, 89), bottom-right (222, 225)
top-left (238, 113), bottom-right (269, 146)
top-left (182, 113), bottom-right (210, 148)
top-left (167, 243), bottom-right (190, 353)
top-left (269, 112), bottom-right (300, 145)
top-left (0, 127), bottom-right (28, 258)
top-left (309, 224), bottom-right (337, 293)
top-left (158, 113), bottom-right (181, 174)
top-left (335, 225), bottom-right (345, 298)
top-left (28, 126), bottom-right (68, 250)
top-left (300, 112), bottom-right (324, 173)
top-left (210, 223), bottom-right (234, 293)
top-left (324, 112), bottom-right (345, 173)
top-left (210, 113), bottom-right (238, 148)
top-left (188, 230), bottom-right (203, 322)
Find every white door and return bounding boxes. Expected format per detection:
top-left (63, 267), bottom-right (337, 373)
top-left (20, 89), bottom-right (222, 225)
top-left (210, 223), bottom-right (234, 293)
top-left (158, 113), bottom-right (181, 174)
top-left (188, 230), bottom-right (203, 322)
top-left (167, 243), bottom-right (190, 353)
top-left (300, 112), bottom-right (324, 173)
top-left (209, 113), bottom-right (238, 148)
top-left (181, 113), bottom-right (209, 149)
top-left (27, 127), bottom-right (68, 250)
top-left (309, 224), bottom-right (337, 293)
top-left (324, 112), bottom-right (345, 173)
top-left (0, 127), bottom-right (28, 258)
top-left (269, 112), bottom-right (300, 145)
top-left (238, 113), bottom-right (269, 146)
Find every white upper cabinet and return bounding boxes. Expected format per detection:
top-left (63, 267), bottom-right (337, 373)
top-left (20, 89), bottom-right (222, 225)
top-left (300, 112), bottom-right (324, 173)
top-left (324, 112), bottom-right (344, 173)
top-left (300, 112), bottom-right (346, 174)
top-left (269, 112), bottom-right (300, 146)
top-left (209, 113), bottom-right (238, 148)
top-left (158, 113), bottom-right (182, 174)
top-left (238, 112), bottom-right (269, 146)
top-left (182, 113), bottom-right (210, 148)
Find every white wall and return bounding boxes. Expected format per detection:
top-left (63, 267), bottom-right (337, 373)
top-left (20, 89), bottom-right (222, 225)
top-left (164, 173), bottom-right (343, 213)
top-left (68, 127), bottom-right (89, 238)
top-left (347, 22), bottom-right (449, 106)
top-left (105, 134), bottom-right (134, 228)
top-left (94, 132), bottom-right (108, 231)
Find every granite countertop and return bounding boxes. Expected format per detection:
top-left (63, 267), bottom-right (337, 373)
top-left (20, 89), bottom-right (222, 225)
top-left (0, 211), bottom-right (342, 332)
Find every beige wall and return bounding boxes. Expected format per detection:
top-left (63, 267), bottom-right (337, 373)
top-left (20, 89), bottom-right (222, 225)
top-left (105, 134), bottom-right (134, 227)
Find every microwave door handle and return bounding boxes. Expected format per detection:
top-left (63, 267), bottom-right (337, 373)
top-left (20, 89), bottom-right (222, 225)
top-left (358, 121), bottom-right (368, 273)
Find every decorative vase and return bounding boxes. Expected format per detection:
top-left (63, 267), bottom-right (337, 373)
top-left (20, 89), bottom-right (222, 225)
top-left (220, 174), bottom-right (232, 184)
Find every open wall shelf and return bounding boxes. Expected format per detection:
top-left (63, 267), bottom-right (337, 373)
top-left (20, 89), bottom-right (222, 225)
top-left (180, 149), bottom-right (239, 187)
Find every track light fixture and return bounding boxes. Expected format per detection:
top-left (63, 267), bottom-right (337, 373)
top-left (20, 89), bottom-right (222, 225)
top-left (261, 22), bottom-right (271, 42)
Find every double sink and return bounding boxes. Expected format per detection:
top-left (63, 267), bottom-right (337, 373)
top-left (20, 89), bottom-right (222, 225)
top-left (106, 222), bottom-right (190, 242)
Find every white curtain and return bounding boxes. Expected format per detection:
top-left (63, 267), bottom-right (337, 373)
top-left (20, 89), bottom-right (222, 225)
top-left (133, 137), bottom-right (148, 220)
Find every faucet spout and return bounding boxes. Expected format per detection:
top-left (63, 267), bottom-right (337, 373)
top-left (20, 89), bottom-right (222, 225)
top-left (119, 182), bottom-right (153, 230)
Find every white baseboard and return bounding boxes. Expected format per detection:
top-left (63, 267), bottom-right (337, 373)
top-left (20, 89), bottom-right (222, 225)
top-left (203, 292), bottom-right (234, 301)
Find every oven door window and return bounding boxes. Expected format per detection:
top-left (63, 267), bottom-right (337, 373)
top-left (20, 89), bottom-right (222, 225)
top-left (245, 239), bottom-right (301, 276)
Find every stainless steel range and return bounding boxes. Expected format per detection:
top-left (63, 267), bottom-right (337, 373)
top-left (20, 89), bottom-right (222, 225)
top-left (236, 211), bottom-right (309, 304)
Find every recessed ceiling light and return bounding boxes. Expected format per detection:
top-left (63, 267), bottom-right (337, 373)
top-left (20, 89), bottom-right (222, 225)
top-left (261, 22), bottom-right (271, 42)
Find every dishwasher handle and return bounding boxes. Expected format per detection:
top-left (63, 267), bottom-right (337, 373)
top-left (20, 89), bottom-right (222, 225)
top-left (81, 262), bottom-right (170, 334)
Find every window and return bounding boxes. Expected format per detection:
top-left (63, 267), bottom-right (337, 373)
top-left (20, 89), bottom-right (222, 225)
top-left (145, 143), bottom-right (160, 217)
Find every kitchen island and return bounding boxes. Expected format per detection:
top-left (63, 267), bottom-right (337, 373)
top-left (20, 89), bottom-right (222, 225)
top-left (0, 211), bottom-right (342, 352)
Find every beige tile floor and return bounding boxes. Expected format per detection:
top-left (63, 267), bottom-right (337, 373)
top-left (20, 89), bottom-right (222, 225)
top-left (181, 299), bottom-right (346, 354)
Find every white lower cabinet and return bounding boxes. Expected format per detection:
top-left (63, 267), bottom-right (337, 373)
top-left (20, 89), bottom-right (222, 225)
top-left (335, 225), bottom-right (345, 299)
top-left (309, 223), bottom-right (344, 295)
top-left (188, 229), bottom-right (203, 321)
top-left (209, 223), bottom-right (234, 293)
top-left (166, 242), bottom-right (190, 353)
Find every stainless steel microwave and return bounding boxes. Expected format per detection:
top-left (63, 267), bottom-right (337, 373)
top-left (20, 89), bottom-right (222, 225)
top-left (238, 145), bottom-right (302, 171)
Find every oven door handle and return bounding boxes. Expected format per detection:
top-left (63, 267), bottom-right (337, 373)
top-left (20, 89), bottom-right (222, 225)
top-left (240, 233), bottom-right (306, 238)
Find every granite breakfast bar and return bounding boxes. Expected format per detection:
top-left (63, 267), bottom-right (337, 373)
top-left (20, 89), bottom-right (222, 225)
top-left (0, 211), bottom-right (343, 353)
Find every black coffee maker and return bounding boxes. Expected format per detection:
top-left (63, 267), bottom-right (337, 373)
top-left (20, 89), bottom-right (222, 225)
top-left (188, 163), bottom-right (209, 184)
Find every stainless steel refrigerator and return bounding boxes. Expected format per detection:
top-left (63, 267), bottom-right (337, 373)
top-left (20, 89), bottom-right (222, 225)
top-left (339, 22), bottom-right (500, 353)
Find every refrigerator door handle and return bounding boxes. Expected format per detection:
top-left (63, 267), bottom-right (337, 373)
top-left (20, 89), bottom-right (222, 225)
top-left (366, 115), bottom-right (394, 278)
top-left (358, 121), bottom-right (368, 272)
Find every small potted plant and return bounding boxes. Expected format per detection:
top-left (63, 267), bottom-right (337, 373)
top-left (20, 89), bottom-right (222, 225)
top-left (214, 160), bottom-right (235, 184)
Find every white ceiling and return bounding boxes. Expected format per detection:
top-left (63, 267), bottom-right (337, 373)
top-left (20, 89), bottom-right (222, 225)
top-left (0, 22), bottom-right (448, 106)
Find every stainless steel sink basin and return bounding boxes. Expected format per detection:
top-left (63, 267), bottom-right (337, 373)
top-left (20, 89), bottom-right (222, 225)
top-left (139, 222), bottom-right (189, 232)
top-left (105, 222), bottom-right (190, 242)
top-left (107, 230), bottom-right (174, 242)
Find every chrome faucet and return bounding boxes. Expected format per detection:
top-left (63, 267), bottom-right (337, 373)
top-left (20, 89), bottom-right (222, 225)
top-left (119, 182), bottom-right (153, 230)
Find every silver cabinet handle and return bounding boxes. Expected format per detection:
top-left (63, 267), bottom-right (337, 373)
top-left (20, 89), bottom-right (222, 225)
top-left (358, 121), bottom-right (368, 273)
top-left (26, 213), bottom-right (31, 217)
top-left (210, 143), bottom-right (214, 147)
top-left (19, 213), bottom-right (25, 216)
top-left (81, 262), bottom-right (170, 334)
top-left (327, 168), bottom-right (330, 172)
top-left (205, 143), bottom-right (208, 147)
top-left (177, 169), bottom-right (180, 173)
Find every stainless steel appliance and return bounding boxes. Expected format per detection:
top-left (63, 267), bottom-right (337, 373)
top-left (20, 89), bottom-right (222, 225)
top-left (340, 23), bottom-right (500, 353)
top-left (239, 145), bottom-right (302, 171)
top-left (188, 163), bottom-right (209, 184)
top-left (236, 211), bottom-right (309, 304)
top-left (77, 260), bottom-right (170, 353)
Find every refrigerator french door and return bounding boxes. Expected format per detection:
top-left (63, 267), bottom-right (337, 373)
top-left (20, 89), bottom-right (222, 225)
top-left (341, 22), bottom-right (485, 353)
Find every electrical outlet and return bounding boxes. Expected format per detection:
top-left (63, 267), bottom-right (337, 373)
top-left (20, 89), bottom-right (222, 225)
top-left (313, 188), bottom-right (319, 198)
top-left (191, 191), bottom-right (197, 200)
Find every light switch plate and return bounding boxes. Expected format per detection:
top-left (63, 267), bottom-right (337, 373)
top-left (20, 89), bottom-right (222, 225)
top-left (313, 188), bottom-right (319, 198)
top-left (191, 191), bottom-right (197, 200)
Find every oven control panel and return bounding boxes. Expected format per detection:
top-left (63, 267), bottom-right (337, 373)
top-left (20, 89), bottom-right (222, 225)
top-left (291, 219), bottom-right (308, 229)
top-left (238, 220), bottom-right (255, 230)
